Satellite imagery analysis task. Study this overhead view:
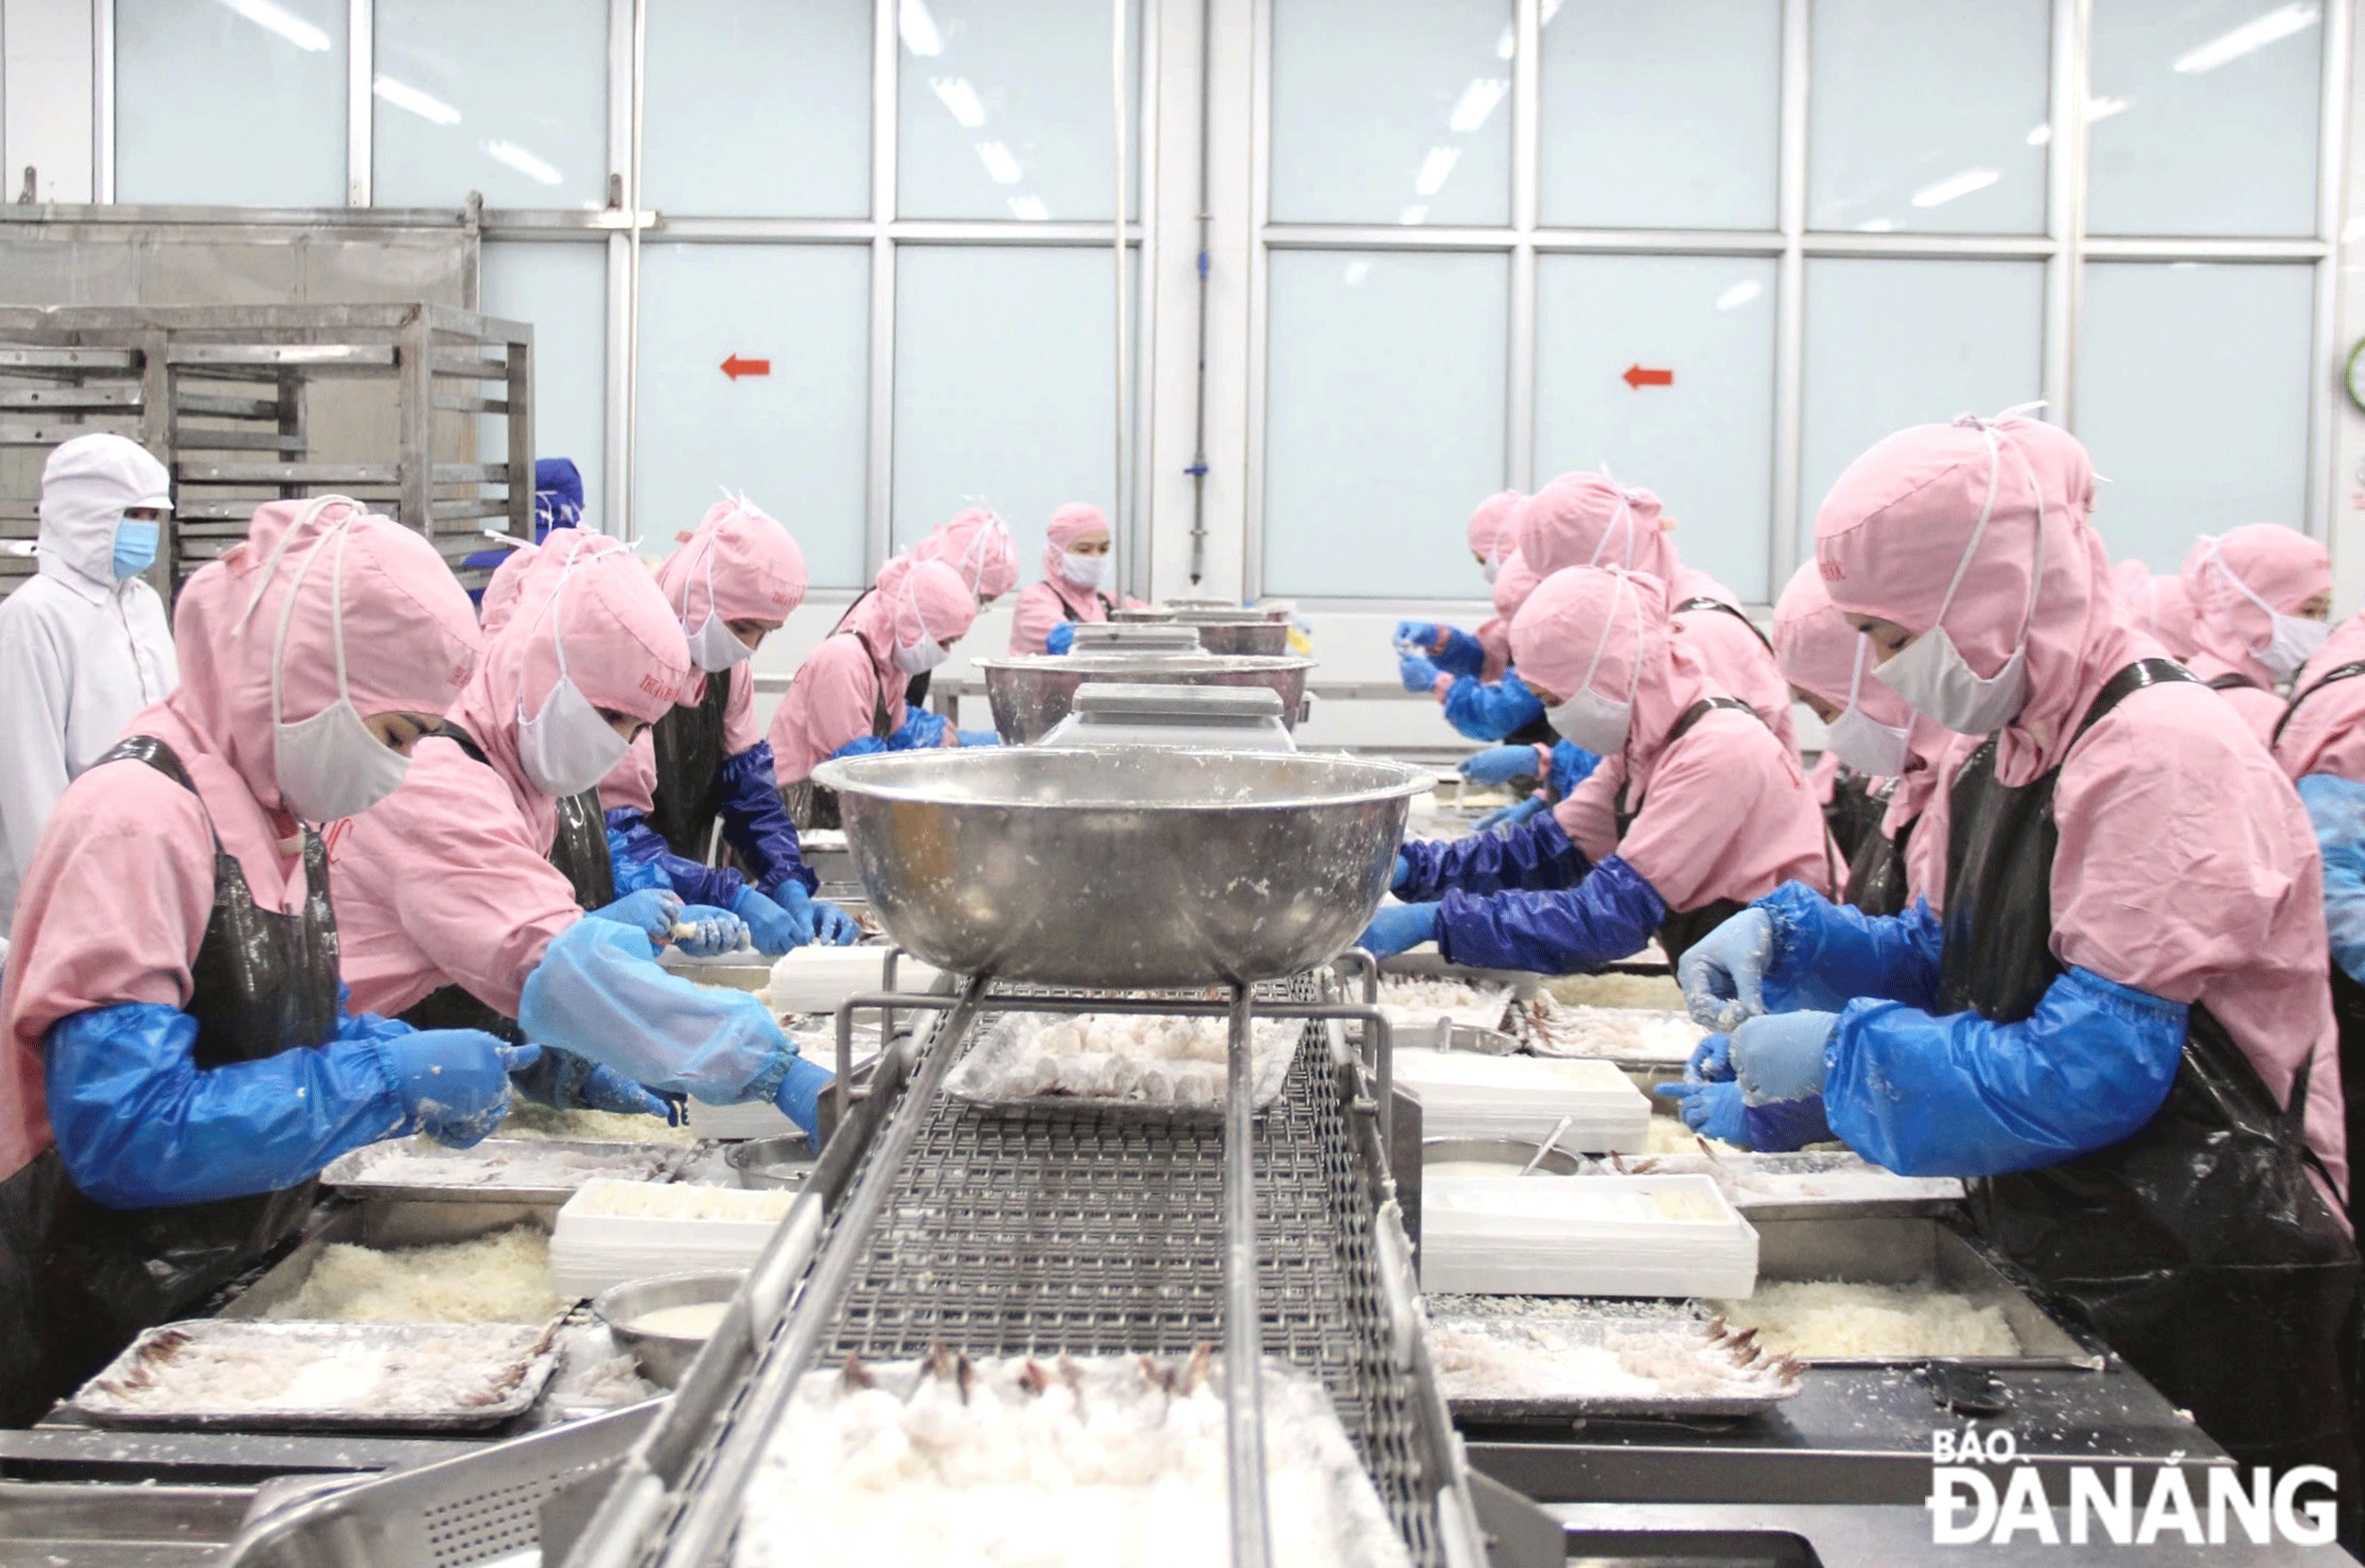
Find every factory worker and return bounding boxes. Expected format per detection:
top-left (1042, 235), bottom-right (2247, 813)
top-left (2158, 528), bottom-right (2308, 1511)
top-left (1515, 471), bottom-right (1796, 756)
top-left (0, 497), bottom-right (517, 1421)
top-left (0, 434), bottom-right (178, 927)
top-left (1771, 564), bottom-right (1951, 917)
top-left (329, 544), bottom-right (832, 1137)
top-left (2110, 558), bottom-right (2199, 662)
top-left (1010, 502), bottom-right (1118, 656)
top-left (1671, 415), bottom-right (2356, 1494)
top-left (772, 556), bottom-right (984, 828)
top-left (1358, 565), bottom-right (1829, 970)
top-left (1403, 548), bottom-right (1560, 745)
top-left (1394, 489), bottom-right (1525, 685)
top-left (599, 497), bottom-right (856, 956)
top-left (2181, 522), bottom-right (2332, 745)
top-left (917, 505), bottom-right (1021, 608)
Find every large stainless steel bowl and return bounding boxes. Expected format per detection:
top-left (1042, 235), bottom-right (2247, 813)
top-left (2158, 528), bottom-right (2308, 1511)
top-left (591, 1269), bottom-right (747, 1388)
top-left (976, 653), bottom-right (1315, 744)
top-left (810, 748), bottom-right (1427, 988)
top-left (1169, 618), bottom-right (1289, 656)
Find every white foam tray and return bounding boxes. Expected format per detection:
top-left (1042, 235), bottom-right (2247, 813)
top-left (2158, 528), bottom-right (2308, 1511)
top-left (1393, 1050), bottom-right (1650, 1152)
top-left (548, 1177), bottom-right (794, 1298)
top-left (1419, 1173), bottom-right (1759, 1298)
top-left (763, 947), bottom-right (944, 1016)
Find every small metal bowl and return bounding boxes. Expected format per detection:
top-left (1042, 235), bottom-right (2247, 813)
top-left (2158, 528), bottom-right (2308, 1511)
top-left (1422, 1137), bottom-right (1583, 1176)
top-left (726, 1134), bottom-right (814, 1190)
top-left (591, 1269), bottom-right (748, 1389)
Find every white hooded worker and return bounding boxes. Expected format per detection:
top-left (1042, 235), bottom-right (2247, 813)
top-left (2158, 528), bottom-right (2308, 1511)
top-left (0, 434), bottom-right (178, 925)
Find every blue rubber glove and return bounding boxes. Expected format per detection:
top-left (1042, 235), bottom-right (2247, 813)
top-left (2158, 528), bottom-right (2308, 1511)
top-left (735, 885), bottom-right (814, 956)
top-left (956, 728), bottom-right (1002, 747)
top-left (1474, 795), bottom-right (1549, 834)
top-left (1357, 901), bottom-right (1440, 959)
top-left (1678, 907), bottom-right (1775, 1032)
top-left (381, 1033), bottom-right (538, 1149)
top-left (1394, 620), bottom-right (1446, 652)
top-left (590, 888), bottom-right (685, 946)
top-left (1398, 650), bottom-right (1445, 695)
top-left (1654, 1080), bottom-right (1747, 1145)
top-left (513, 1047), bottom-right (674, 1121)
top-left (1730, 1009), bottom-right (1839, 1106)
top-left (671, 904), bottom-right (752, 958)
top-left (1391, 853), bottom-right (1409, 892)
top-left (1046, 621), bottom-right (1077, 655)
top-left (807, 898), bottom-right (862, 946)
top-left (1460, 744), bottom-right (1542, 787)
top-left (1686, 1033), bottom-right (1733, 1084)
top-left (773, 1054), bottom-right (834, 1141)
top-left (1743, 1094), bottom-right (1833, 1153)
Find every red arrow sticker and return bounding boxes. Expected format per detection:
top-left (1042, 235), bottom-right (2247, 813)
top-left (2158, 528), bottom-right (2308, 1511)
top-left (1622, 364), bottom-right (1673, 390)
top-left (722, 354), bottom-right (771, 380)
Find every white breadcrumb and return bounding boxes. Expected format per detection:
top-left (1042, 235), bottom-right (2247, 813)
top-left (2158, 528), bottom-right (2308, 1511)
top-left (262, 1227), bottom-right (560, 1325)
top-left (1709, 1281), bottom-right (2022, 1360)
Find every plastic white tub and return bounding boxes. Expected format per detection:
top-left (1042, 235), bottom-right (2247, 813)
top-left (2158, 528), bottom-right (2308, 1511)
top-left (1419, 1173), bottom-right (1760, 1298)
top-left (1393, 1050), bottom-right (1650, 1152)
top-left (548, 1177), bottom-right (795, 1298)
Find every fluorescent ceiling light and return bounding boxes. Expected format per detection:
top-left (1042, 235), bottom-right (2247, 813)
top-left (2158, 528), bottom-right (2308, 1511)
top-left (1398, 204), bottom-right (1429, 226)
top-left (1007, 195), bottom-right (1049, 220)
top-left (2086, 94), bottom-right (2133, 122)
top-left (1495, 24), bottom-right (1515, 60)
top-left (213, 0), bottom-right (331, 52)
top-left (1854, 218), bottom-right (1896, 233)
top-left (1910, 167), bottom-right (2000, 208)
top-left (930, 76), bottom-right (986, 128)
top-left (1447, 78), bottom-right (1509, 133)
top-left (1343, 260), bottom-right (1373, 287)
top-left (373, 74), bottom-right (460, 126)
top-left (1414, 147), bottom-right (1460, 197)
top-left (975, 141), bottom-right (1023, 184)
top-left (1541, 0), bottom-right (1565, 21)
top-left (1714, 281), bottom-right (1761, 311)
top-left (2174, 4), bottom-right (2317, 73)
top-left (2026, 123), bottom-right (2051, 146)
top-left (483, 139), bottom-right (563, 186)
top-left (899, 0), bottom-right (943, 58)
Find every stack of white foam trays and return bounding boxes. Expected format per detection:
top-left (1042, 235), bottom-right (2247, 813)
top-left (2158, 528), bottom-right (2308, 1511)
top-left (1419, 1174), bottom-right (1760, 1298)
top-left (1392, 1051), bottom-right (1651, 1149)
top-left (550, 1176), bottom-right (797, 1298)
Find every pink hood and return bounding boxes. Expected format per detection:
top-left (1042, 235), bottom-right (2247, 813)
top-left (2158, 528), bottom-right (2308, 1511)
top-left (2182, 523), bottom-right (2331, 690)
top-left (2277, 611), bottom-right (2365, 780)
top-left (1491, 547), bottom-right (1540, 621)
top-left (1464, 489), bottom-right (1525, 566)
top-left (1814, 415), bottom-right (2141, 789)
top-left (1773, 561), bottom-right (1948, 821)
top-left (447, 543), bottom-right (691, 845)
top-left (2111, 559), bottom-right (2200, 662)
top-left (479, 530), bottom-right (634, 638)
top-left (1041, 502), bottom-right (1113, 619)
top-left (919, 507), bottom-right (1021, 601)
top-left (848, 554), bottom-right (981, 660)
top-left (165, 497), bottom-right (482, 815)
top-left (657, 496), bottom-right (808, 633)
top-left (1516, 472), bottom-right (1675, 581)
top-left (1512, 566), bottom-right (1708, 790)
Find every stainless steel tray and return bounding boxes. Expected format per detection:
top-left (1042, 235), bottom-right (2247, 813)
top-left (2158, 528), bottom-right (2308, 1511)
top-left (1592, 1151), bottom-right (1966, 1220)
top-left (66, 1319), bottom-right (562, 1432)
top-left (320, 1137), bottom-right (689, 1205)
top-left (940, 1006), bottom-right (1305, 1120)
top-left (1426, 1303), bottom-right (1801, 1422)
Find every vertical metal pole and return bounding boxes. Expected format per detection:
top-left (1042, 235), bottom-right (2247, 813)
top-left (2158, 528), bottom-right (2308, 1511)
top-left (1769, 0), bottom-right (1809, 590)
top-left (506, 327), bottom-right (535, 543)
top-left (140, 329), bottom-right (172, 594)
top-left (2040, 0), bottom-right (2080, 427)
top-left (1221, 982), bottom-right (1273, 1568)
top-left (1507, 0), bottom-right (1539, 493)
top-left (347, 0), bottom-right (374, 207)
top-left (90, 0), bottom-right (114, 202)
top-left (624, 0), bottom-right (647, 540)
top-left (1186, 0), bottom-right (1216, 585)
top-left (397, 306), bottom-right (432, 534)
top-left (867, 0), bottom-right (900, 570)
top-left (1113, 0), bottom-right (1134, 591)
top-left (2309, 0), bottom-right (2355, 542)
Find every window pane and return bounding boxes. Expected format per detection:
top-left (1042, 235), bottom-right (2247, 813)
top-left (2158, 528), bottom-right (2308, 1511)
top-left (480, 242), bottom-right (607, 532)
top-left (644, 0), bottom-right (871, 218)
top-left (1270, 0), bottom-right (1510, 228)
top-left (375, 0), bottom-right (606, 209)
top-left (2087, 0), bottom-right (2321, 238)
top-left (1539, 0), bottom-right (1778, 230)
top-left (1534, 255), bottom-right (1778, 601)
top-left (1807, 0), bottom-right (2049, 235)
top-left (1264, 251), bottom-right (1508, 598)
top-left (636, 245), bottom-right (870, 588)
top-left (2076, 263), bottom-right (2313, 570)
top-left (116, 0), bottom-right (345, 206)
top-left (893, 247), bottom-right (1125, 582)
top-left (896, 0), bottom-right (1139, 222)
top-left (1801, 259), bottom-right (2045, 540)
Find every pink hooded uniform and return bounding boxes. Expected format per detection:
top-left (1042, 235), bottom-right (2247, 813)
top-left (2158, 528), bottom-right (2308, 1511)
top-left (0, 498), bottom-right (484, 1419)
top-left (2109, 559), bottom-right (2199, 662)
top-left (2181, 523), bottom-right (2332, 746)
top-left (1515, 471), bottom-right (1796, 754)
top-left (2278, 611), bottom-right (2365, 781)
top-left (916, 507), bottom-right (1021, 603)
top-left (1464, 489), bottom-right (1525, 679)
top-left (769, 556), bottom-right (981, 791)
top-left (1772, 564), bottom-right (1953, 915)
top-left (1475, 544), bottom-right (1536, 684)
top-left (1009, 503), bottom-right (1116, 655)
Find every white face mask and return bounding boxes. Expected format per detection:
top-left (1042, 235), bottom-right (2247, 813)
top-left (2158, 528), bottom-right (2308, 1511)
top-left (677, 535), bottom-right (756, 673)
top-left (1870, 426), bottom-right (2045, 736)
top-left (890, 563), bottom-right (953, 675)
top-left (1480, 555), bottom-right (1501, 585)
top-left (1586, 479), bottom-right (1641, 570)
top-left (1060, 549), bottom-right (1113, 592)
top-left (2203, 543), bottom-right (2329, 682)
top-left (1822, 638), bottom-right (1912, 777)
top-left (515, 562), bottom-right (635, 796)
top-left (1545, 572), bottom-right (1643, 756)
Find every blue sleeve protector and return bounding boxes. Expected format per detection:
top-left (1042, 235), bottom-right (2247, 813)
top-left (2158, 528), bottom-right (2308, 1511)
top-left (1432, 626), bottom-right (1486, 678)
top-left (1436, 854), bottom-right (1667, 974)
top-left (716, 742), bottom-right (817, 897)
top-left (1823, 965), bottom-right (2186, 1177)
top-left (1756, 880), bottom-right (1944, 1015)
top-left (1395, 809), bottom-right (1589, 902)
top-left (1548, 740), bottom-right (1602, 799)
top-left (888, 709), bottom-right (950, 751)
top-left (517, 916), bottom-right (799, 1105)
top-left (2298, 774), bottom-right (2365, 987)
top-left (826, 735), bottom-right (889, 762)
top-left (1440, 670), bottom-right (1547, 743)
top-left (604, 808), bottom-right (745, 909)
top-left (44, 1001), bottom-right (412, 1209)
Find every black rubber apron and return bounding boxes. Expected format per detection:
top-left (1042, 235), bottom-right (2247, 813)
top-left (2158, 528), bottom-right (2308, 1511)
top-left (781, 636), bottom-right (896, 832)
top-left (398, 724), bottom-right (614, 1041)
top-left (646, 669), bottom-right (733, 862)
top-left (1841, 777), bottom-right (1915, 918)
top-left (1943, 659), bottom-right (2360, 1490)
top-left (6, 736), bottom-right (336, 1419)
top-left (1673, 594), bottom-right (1777, 653)
top-left (2276, 660), bottom-right (2365, 751)
top-left (1821, 767), bottom-right (1881, 864)
top-left (1611, 696), bottom-right (1759, 966)
top-left (2207, 670), bottom-right (2265, 694)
